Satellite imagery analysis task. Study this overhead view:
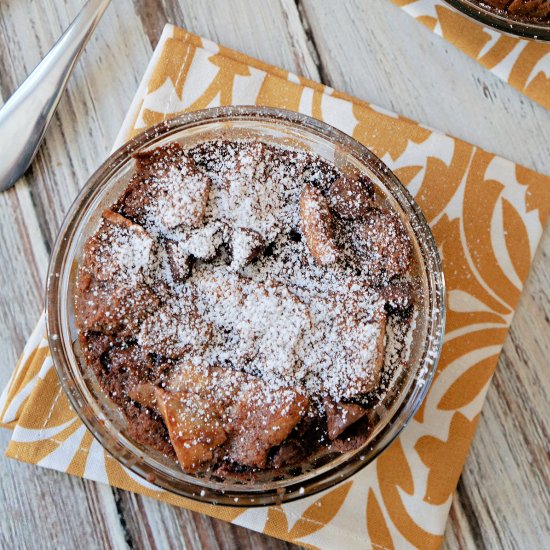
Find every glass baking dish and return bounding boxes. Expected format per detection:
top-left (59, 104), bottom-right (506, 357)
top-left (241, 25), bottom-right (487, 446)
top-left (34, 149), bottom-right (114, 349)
top-left (46, 106), bottom-right (446, 506)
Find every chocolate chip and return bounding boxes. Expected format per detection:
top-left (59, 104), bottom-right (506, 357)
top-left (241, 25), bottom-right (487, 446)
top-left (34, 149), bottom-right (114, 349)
top-left (289, 229), bottom-right (302, 242)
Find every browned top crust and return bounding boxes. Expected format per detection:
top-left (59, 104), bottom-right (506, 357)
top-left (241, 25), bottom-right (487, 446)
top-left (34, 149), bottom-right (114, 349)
top-left (76, 140), bottom-right (419, 475)
top-left (476, 0), bottom-right (550, 21)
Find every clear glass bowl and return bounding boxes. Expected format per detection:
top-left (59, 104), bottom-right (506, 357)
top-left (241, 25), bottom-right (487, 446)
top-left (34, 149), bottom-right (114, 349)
top-left (46, 106), bottom-right (446, 506)
top-left (443, 0), bottom-right (550, 41)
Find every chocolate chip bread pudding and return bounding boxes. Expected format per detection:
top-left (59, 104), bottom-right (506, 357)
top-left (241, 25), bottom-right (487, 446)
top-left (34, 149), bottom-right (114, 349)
top-left (75, 139), bottom-right (423, 477)
top-left (473, 0), bottom-right (549, 21)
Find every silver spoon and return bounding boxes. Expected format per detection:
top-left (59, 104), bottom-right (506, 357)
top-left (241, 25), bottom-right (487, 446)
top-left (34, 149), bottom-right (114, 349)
top-left (0, 0), bottom-right (111, 192)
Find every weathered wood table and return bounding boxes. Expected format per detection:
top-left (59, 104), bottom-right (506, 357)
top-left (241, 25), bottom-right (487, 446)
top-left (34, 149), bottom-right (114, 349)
top-left (1, 1), bottom-right (549, 548)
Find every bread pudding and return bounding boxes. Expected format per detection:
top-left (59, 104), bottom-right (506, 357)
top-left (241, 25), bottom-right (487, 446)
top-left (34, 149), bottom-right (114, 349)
top-left (75, 139), bottom-right (422, 476)
top-left (473, 0), bottom-right (549, 21)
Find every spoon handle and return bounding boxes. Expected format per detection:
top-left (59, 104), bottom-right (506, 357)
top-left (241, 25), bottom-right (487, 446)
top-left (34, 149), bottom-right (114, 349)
top-left (0, 0), bottom-right (111, 191)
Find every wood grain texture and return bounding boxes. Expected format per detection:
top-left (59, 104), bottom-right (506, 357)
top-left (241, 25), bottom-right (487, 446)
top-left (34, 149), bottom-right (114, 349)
top-left (0, 0), bottom-right (548, 549)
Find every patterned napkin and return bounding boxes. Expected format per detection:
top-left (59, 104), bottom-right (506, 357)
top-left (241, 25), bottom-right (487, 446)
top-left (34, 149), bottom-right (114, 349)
top-left (2, 24), bottom-right (550, 550)
top-left (393, 0), bottom-right (550, 110)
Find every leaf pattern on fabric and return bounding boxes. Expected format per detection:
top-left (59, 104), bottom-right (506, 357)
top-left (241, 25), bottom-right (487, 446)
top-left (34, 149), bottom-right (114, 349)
top-left (377, 440), bottom-right (444, 548)
top-left (287, 482), bottom-right (353, 540)
top-left (416, 413), bottom-right (479, 506)
top-left (366, 489), bottom-right (395, 550)
top-left (438, 354), bottom-right (498, 410)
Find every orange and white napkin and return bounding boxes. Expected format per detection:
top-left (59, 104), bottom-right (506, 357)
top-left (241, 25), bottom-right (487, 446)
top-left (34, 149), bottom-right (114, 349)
top-left (2, 24), bottom-right (549, 549)
top-left (393, 0), bottom-right (550, 110)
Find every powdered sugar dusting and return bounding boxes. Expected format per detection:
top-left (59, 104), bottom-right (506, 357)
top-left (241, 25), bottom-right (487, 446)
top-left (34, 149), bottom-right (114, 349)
top-left (76, 139), bottom-right (423, 474)
top-left (88, 213), bottom-right (154, 286)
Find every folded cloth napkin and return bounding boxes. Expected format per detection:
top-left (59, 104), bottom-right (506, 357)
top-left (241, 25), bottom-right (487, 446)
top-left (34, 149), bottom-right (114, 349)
top-left (392, 0), bottom-right (550, 110)
top-left (2, 24), bottom-right (550, 550)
